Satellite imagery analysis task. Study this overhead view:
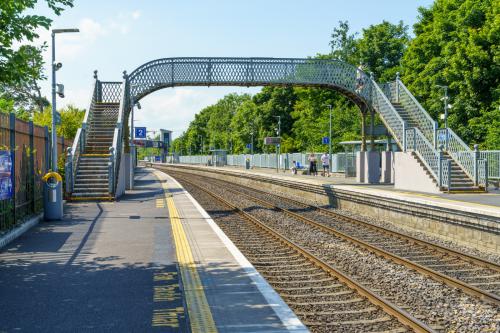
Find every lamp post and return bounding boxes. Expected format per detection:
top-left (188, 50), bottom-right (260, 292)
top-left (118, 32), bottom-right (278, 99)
top-left (273, 116), bottom-right (281, 172)
top-left (199, 134), bottom-right (204, 154)
top-left (250, 130), bottom-right (254, 155)
top-left (51, 28), bottom-right (79, 171)
top-left (326, 104), bottom-right (332, 171)
top-left (436, 85), bottom-right (449, 129)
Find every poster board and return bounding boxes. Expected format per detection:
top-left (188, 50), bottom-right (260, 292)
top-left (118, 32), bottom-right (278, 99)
top-left (0, 151), bottom-right (13, 200)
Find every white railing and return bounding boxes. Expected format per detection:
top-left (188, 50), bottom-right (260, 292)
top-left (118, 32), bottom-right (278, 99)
top-left (370, 79), bottom-right (406, 148)
top-left (436, 128), bottom-right (474, 177)
top-left (479, 151), bottom-right (500, 180)
top-left (65, 77), bottom-right (98, 194)
top-left (477, 159), bottom-right (488, 188)
top-left (109, 78), bottom-right (128, 194)
top-left (177, 152), bottom-right (356, 174)
top-left (389, 79), bottom-right (438, 146)
top-left (380, 76), bottom-right (490, 189)
top-left (405, 127), bottom-right (440, 181)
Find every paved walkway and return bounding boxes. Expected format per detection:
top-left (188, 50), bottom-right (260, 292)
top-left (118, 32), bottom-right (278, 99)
top-left (214, 165), bottom-right (500, 209)
top-left (0, 168), bottom-right (305, 332)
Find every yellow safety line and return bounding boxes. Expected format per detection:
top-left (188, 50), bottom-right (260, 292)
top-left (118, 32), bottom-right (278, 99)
top-left (345, 185), bottom-right (500, 210)
top-left (157, 173), bottom-right (218, 333)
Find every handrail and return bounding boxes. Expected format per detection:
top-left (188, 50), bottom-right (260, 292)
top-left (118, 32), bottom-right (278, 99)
top-left (65, 78), bottom-right (98, 194)
top-left (369, 79), bottom-right (406, 148)
top-left (437, 128), bottom-right (475, 180)
top-left (108, 76), bottom-right (128, 194)
top-left (397, 80), bottom-right (436, 129)
top-left (405, 127), bottom-right (440, 182)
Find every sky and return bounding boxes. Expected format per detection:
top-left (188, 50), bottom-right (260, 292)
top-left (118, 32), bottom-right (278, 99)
top-left (32, 0), bottom-right (434, 139)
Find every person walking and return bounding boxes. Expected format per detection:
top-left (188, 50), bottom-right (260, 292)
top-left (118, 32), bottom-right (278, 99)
top-left (356, 63), bottom-right (365, 93)
top-left (321, 152), bottom-right (330, 177)
top-left (308, 153), bottom-right (317, 176)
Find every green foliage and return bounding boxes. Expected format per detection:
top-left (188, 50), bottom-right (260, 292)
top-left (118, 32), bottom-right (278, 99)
top-left (32, 104), bottom-right (85, 139)
top-left (173, 20), bottom-right (408, 155)
top-left (0, 0), bottom-right (74, 86)
top-left (0, 0), bottom-right (73, 118)
top-left (402, 0), bottom-right (499, 148)
top-left (357, 21), bottom-right (410, 82)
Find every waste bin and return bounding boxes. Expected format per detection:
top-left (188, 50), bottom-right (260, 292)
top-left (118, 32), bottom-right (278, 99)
top-left (245, 158), bottom-right (250, 169)
top-left (42, 172), bottom-right (63, 220)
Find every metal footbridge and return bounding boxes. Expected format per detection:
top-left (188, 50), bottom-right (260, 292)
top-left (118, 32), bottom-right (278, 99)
top-left (64, 57), bottom-right (489, 200)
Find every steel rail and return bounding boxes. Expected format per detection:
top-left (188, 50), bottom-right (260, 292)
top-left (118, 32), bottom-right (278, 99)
top-left (223, 173), bottom-right (500, 273)
top-left (177, 175), bottom-right (435, 333)
top-left (161, 165), bottom-right (500, 272)
top-left (164, 168), bottom-right (500, 306)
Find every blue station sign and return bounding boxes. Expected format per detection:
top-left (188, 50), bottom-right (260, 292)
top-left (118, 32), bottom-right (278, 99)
top-left (135, 127), bottom-right (147, 139)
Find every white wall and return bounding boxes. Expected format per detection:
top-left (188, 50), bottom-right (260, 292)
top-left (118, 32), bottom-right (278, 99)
top-left (394, 152), bottom-right (441, 193)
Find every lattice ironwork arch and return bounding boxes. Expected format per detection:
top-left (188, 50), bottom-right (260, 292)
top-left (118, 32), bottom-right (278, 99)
top-left (127, 57), bottom-right (372, 111)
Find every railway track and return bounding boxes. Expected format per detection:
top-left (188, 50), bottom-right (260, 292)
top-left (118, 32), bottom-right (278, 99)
top-left (162, 168), bottom-right (500, 306)
top-left (174, 173), bottom-right (433, 333)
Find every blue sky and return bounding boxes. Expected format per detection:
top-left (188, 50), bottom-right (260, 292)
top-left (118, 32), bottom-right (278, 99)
top-left (33, 0), bottom-right (434, 138)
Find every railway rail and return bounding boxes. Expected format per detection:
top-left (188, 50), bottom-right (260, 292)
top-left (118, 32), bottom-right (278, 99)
top-left (172, 172), bottom-right (433, 333)
top-left (160, 167), bottom-right (500, 306)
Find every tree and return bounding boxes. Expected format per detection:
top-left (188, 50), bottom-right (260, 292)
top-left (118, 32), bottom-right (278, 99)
top-left (0, 0), bottom-right (73, 114)
top-left (329, 21), bottom-right (358, 63)
top-left (32, 104), bottom-right (85, 139)
top-left (356, 21), bottom-right (410, 82)
top-left (402, 0), bottom-right (499, 148)
top-left (1, 0), bottom-right (74, 84)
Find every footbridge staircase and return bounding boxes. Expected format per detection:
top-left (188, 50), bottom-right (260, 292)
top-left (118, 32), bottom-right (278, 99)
top-left (65, 58), bottom-right (488, 200)
top-left (65, 72), bottom-right (127, 200)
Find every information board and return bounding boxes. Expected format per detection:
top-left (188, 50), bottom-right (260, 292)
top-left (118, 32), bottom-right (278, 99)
top-left (322, 137), bottom-right (330, 144)
top-left (0, 151), bottom-right (13, 200)
top-left (263, 137), bottom-right (281, 145)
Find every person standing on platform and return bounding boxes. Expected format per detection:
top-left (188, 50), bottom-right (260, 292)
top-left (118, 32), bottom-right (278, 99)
top-left (321, 152), bottom-right (330, 177)
top-left (308, 153), bottom-right (317, 176)
top-left (291, 160), bottom-right (298, 175)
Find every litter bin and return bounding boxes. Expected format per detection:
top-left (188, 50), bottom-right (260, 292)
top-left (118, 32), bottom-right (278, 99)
top-left (42, 172), bottom-right (63, 220)
top-left (245, 158), bottom-right (251, 169)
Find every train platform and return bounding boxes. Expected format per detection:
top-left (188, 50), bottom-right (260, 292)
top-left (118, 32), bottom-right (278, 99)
top-left (196, 164), bottom-right (500, 212)
top-left (0, 168), bottom-right (307, 332)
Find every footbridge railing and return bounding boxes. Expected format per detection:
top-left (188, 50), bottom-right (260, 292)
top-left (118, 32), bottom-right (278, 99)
top-left (65, 73), bottom-right (98, 194)
top-left (108, 74), bottom-right (129, 195)
top-left (380, 75), bottom-right (489, 189)
top-left (128, 57), bottom-right (373, 108)
top-left (387, 78), bottom-right (438, 146)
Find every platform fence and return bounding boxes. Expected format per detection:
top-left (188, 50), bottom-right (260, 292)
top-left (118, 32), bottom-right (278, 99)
top-left (0, 113), bottom-right (70, 233)
top-left (176, 152), bottom-right (356, 175)
top-left (479, 151), bottom-right (500, 180)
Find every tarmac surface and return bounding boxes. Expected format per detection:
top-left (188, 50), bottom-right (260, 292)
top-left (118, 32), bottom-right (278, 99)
top-left (0, 168), bottom-right (305, 333)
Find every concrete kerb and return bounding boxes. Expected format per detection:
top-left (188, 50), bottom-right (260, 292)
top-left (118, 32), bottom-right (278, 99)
top-left (0, 214), bottom-right (43, 251)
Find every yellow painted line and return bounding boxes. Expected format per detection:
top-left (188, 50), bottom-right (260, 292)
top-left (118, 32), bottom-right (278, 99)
top-left (155, 172), bottom-right (218, 333)
top-left (345, 185), bottom-right (500, 210)
top-left (81, 153), bottom-right (111, 157)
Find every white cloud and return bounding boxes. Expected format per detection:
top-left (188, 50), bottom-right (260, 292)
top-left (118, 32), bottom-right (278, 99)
top-left (131, 10), bottom-right (141, 20)
top-left (135, 87), bottom-right (259, 140)
top-left (79, 18), bottom-right (107, 42)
